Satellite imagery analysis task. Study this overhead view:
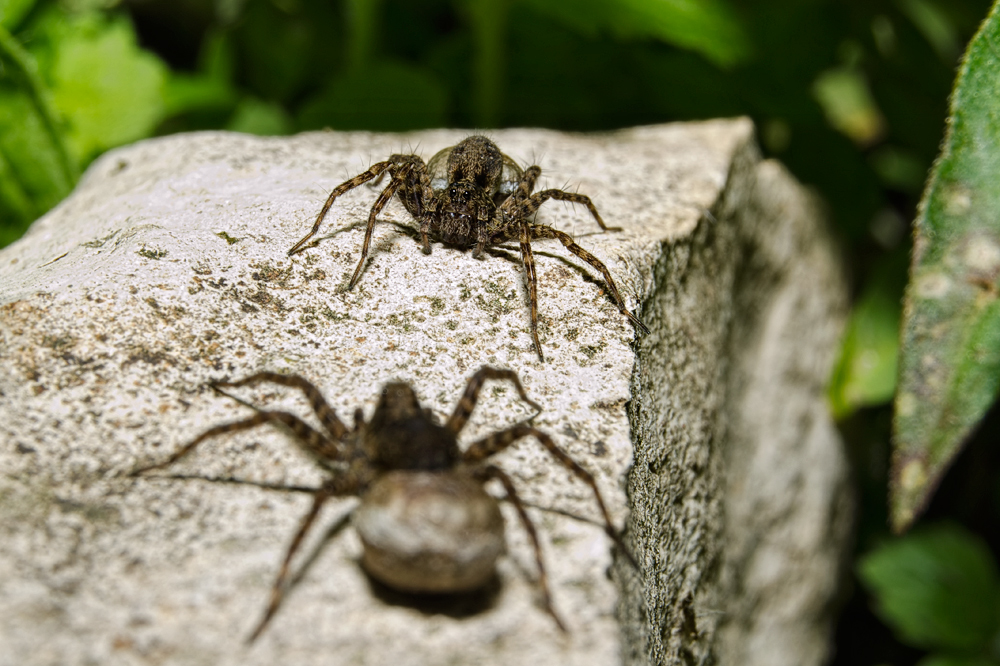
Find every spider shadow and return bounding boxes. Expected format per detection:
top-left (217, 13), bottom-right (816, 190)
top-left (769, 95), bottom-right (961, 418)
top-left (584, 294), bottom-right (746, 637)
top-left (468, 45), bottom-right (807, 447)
top-left (291, 218), bottom-right (368, 252)
top-left (484, 244), bottom-right (617, 308)
top-left (363, 572), bottom-right (502, 620)
top-left (300, 215), bottom-right (627, 311)
top-left (150, 473), bottom-right (501, 620)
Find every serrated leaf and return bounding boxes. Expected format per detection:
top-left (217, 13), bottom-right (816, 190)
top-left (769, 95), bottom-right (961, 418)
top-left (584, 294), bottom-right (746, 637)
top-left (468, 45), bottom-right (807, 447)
top-left (858, 524), bottom-right (1000, 652)
top-left (891, 0), bottom-right (1000, 532)
top-left (518, 0), bottom-right (750, 67)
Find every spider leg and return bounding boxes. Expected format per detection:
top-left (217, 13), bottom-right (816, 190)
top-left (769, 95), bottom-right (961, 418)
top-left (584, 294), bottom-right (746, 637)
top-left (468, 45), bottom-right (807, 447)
top-left (247, 461), bottom-right (368, 644)
top-left (475, 464), bottom-right (567, 633)
top-left (130, 410), bottom-right (341, 476)
top-left (288, 160), bottom-right (397, 256)
top-left (348, 165), bottom-right (410, 289)
top-left (530, 226), bottom-right (649, 334)
top-left (419, 211), bottom-right (434, 254)
top-left (213, 372), bottom-right (347, 440)
top-left (501, 165), bottom-right (541, 210)
top-left (394, 155), bottom-right (433, 221)
top-left (515, 188), bottom-right (620, 232)
top-left (515, 220), bottom-right (545, 361)
top-left (445, 366), bottom-right (542, 435)
top-left (473, 204), bottom-right (490, 258)
top-left (463, 424), bottom-right (632, 565)
top-left (246, 486), bottom-right (333, 643)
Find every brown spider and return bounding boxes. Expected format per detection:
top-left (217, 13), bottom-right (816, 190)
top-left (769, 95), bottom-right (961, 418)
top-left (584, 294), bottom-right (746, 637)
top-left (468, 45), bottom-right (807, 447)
top-left (131, 367), bottom-right (630, 641)
top-left (287, 135), bottom-right (649, 360)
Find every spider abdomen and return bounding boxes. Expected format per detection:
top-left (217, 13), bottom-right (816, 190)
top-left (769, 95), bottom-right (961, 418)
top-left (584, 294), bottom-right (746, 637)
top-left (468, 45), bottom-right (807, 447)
top-left (354, 470), bottom-right (505, 593)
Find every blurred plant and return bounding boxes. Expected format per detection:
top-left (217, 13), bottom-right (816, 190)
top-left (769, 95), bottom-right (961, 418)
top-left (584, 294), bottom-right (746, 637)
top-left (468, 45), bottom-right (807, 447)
top-left (1, 0), bottom-right (987, 250)
top-left (0, 0), bottom-right (239, 244)
top-left (3, 0), bottom-right (999, 532)
top-left (1, 0), bottom-right (995, 520)
top-left (859, 523), bottom-right (1000, 665)
top-left (889, 0), bottom-right (1000, 533)
top-left (829, 247), bottom-right (908, 420)
top-left (2, 0), bottom-right (999, 661)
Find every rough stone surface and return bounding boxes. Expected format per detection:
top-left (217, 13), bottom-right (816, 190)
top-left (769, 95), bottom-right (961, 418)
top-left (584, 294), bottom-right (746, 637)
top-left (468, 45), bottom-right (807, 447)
top-left (0, 122), bottom-right (850, 665)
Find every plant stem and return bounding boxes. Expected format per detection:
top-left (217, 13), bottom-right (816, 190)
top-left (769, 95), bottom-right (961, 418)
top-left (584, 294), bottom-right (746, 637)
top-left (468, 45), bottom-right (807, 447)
top-left (461, 0), bottom-right (507, 128)
top-left (0, 23), bottom-right (77, 185)
top-left (345, 0), bottom-right (381, 72)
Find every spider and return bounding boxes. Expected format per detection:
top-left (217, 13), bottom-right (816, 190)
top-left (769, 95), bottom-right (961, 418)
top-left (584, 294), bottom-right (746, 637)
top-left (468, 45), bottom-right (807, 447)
top-left (287, 135), bottom-right (649, 360)
top-left (131, 367), bottom-right (631, 642)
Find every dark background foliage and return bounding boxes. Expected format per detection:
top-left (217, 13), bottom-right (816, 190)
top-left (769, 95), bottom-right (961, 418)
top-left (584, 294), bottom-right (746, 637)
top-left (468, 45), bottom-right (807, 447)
top-left (2, 0), bottom-right (999, 662)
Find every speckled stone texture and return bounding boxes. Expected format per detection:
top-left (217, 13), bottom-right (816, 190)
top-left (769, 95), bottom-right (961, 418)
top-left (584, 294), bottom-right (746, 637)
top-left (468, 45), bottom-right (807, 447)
top-left (0, 121), bottom-right (851, 666)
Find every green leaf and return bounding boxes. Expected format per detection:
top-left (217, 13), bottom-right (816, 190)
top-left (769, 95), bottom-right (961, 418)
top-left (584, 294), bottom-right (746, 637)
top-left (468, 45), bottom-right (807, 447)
top-left (517, 0), bottom-right (750, 67)
top-left (858, 524), bottom-right (1000, 652)
top-left (891, 0), bottom-right (1000, 532)
top-left (42, 15), bottom-right (168, 162)
top-left (829, 250), bottom-right (908, 419)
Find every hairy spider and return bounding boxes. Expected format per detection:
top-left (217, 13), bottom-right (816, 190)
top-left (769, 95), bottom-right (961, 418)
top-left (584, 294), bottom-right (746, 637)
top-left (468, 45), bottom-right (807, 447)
top-left (132, 367), bottom-right (630, 641)
top-left (287, 135), bottom-right (649, 360)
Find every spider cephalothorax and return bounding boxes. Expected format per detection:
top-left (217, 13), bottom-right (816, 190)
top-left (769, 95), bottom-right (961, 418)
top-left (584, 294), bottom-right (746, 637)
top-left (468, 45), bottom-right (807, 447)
top-left (132, 367), bottom-right (630, 641)
top-left (288, 135), bottom-right (649, 360)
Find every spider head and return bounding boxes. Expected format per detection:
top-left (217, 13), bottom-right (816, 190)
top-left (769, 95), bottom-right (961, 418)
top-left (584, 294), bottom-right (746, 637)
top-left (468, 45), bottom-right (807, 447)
top-left (444, 180), bottom-right (488, 207)
top-left (376, 382), bottom-right (422, 420)
top-left (436, 181), bottom-right (496, 246)
top-left (366, 382), bottom-right (460, 470)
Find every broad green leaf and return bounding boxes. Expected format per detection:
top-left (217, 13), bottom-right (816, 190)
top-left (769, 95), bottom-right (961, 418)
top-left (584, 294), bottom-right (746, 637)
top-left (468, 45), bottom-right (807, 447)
top-left (891, 0), bottom-right (1000, 532)
top-left (829, 251), bottom-right (907, 419)
top-left (859, 524), bottom-right (1000, 652)
top-left (517, 0), bottom-right (750, 67)
top-left (44, 16), bottom-right (168, 162)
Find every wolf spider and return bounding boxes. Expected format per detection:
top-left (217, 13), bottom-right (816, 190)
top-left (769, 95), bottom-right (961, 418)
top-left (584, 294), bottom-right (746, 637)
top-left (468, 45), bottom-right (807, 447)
top-left (288, 135), bottom-right (648, 360)
top-left (131, 367), bottom-right (630, 641)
